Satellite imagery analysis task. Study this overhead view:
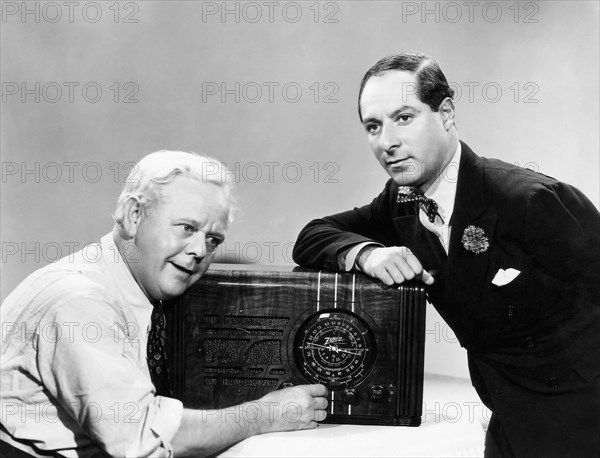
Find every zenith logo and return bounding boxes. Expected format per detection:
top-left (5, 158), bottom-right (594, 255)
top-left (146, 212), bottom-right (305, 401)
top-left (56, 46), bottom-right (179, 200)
top-left (324, 337), bottom-right (344, 345)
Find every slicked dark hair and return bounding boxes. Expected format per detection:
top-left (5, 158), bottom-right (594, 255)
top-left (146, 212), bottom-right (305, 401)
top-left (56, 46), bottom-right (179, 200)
top-left (358, 53), bottom-right (455, 122)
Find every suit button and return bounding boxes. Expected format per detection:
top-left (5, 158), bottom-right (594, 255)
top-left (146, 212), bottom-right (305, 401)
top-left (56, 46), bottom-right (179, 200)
top-left (507, 305), bottom-right (515, 317)
top-left (522, 336), bottom-right (535, 349)
top-left (547, 377), bottom-right (559, 389)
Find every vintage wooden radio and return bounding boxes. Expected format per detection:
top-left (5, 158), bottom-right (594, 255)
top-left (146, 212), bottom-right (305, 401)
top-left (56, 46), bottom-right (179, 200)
top-left (166, 265), bottom-right (426, 426)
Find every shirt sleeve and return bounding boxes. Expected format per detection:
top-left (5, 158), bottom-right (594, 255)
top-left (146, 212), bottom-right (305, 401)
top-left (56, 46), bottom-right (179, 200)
top-left (35, 288), bottom-right (183, 457)
top-left (339, 242), bottom-right (384, 271)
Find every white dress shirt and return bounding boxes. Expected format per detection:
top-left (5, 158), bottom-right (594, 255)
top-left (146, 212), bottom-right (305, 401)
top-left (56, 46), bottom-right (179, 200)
top-left (0, 233), bottom-right (183, 457)
top-left (420, 142), bottom-right (461, 253)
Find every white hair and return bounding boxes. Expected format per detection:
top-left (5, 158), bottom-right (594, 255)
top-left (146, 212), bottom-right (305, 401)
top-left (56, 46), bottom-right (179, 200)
top-left (113, 150), bottom-right (235, 226)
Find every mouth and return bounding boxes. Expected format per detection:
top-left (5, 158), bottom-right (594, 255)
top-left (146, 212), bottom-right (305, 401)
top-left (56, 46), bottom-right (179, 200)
top-left (386, 159), bottom-right (407, 169)
top-left (170, 262), bottom-right (196, 276)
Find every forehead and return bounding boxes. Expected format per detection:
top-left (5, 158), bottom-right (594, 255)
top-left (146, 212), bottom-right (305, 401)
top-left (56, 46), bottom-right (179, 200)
top-left (360, 71), bottom-right (424, 116)
top-left (157, 176), bottom-right (229, 220)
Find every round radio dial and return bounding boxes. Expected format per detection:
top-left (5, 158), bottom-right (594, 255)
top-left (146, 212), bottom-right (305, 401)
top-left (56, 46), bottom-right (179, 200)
top-left (294, 309), bottom-right (376, 389)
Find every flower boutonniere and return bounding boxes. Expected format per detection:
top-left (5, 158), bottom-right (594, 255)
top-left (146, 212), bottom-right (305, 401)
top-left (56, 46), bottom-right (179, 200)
top-left (461, 225), bottom-right (489, 254)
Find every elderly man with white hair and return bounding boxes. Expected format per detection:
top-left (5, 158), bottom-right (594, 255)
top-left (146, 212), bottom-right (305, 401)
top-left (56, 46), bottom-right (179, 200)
top-left (0, 151), bottom-right (328, 457)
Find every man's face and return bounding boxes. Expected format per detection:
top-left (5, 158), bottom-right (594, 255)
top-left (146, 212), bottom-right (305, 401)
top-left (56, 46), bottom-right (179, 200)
top-left (360, 70), bottom-right (454, 192)
top-left (128, 176), bottom-right (229, 301)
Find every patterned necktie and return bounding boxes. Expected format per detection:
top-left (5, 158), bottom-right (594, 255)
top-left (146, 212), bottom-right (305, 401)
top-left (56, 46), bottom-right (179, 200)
top-left (397, 186), bottom-right (441, 223)
top-left (147, 301), bottom-right (173, 397)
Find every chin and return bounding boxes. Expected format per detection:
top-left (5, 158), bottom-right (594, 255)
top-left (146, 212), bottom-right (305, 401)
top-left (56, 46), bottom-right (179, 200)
top-left (391, 175), bottom-right (420, 186)
top-left (158, 283), bottom-right (190, 300)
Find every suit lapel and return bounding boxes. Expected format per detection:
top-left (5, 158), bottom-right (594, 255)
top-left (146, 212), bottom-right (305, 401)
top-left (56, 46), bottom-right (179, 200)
top-left (444, 143), bottom-right (497, 308)
top-left (392, 205), bottom-right (447, 274)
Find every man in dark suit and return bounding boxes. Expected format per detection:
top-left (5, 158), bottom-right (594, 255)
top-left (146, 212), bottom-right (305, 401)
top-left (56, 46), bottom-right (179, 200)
top-left (293, 53), bottom-right (600, 457)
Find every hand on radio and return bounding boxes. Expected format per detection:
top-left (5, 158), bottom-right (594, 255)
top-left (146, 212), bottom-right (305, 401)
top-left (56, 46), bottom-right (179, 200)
top-left (174, 384), bottom-right (328, 455)
top-left (358, 246), bottom-right (434, 286)
top-left (257, 384), bottom-right (329, 432)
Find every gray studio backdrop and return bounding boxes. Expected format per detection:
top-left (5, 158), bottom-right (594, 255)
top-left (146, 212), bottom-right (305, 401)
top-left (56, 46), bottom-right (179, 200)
top-left (2, 1), bottom-right (599, 377)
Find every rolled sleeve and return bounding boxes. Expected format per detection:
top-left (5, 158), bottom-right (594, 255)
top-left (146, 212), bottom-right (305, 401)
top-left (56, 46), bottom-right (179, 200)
top-left (148, 396), bottom-right (183, 457)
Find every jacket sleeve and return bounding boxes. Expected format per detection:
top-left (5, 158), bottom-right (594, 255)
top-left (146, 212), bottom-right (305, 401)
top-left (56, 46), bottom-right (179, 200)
top-left (293, 180), bottom-right (396, 270)
top-left (524, 182), bottom-right (600, 304)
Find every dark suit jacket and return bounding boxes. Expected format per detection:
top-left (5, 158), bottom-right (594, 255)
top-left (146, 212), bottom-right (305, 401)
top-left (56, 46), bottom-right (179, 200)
top-left (293, 142), bottom-right (600, 456)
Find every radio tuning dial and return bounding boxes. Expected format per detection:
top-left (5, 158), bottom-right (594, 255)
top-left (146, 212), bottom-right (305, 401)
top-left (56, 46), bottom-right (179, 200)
top-left (294, 309), bottom-right (376, 389)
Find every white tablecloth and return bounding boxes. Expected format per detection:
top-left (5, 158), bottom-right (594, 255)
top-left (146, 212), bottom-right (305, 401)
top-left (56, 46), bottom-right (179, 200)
top-left (217, 374), bottom-right (489, 457)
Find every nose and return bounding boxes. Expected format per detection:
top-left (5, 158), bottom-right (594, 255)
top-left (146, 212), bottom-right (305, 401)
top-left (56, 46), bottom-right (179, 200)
top-left (185, 232), bottom-right (208, 262)
top-left (379, 123), bottom-right (400, 155)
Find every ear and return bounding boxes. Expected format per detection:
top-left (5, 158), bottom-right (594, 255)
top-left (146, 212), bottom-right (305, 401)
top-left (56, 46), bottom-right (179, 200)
top-left (438, 97), bottom-right (455, 130)
top-left (121, 197), bottom-right (144, 238)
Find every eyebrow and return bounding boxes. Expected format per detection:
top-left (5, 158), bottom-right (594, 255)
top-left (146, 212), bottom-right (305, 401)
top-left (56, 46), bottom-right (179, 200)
top-left (180, 216), bottom-right (224, 233)
top-left (361, 105), bottom-right (417, 125)
top-left (179, 217), bottom-right (201, 227)
top-left (179, 218), bottom-right (225, 237)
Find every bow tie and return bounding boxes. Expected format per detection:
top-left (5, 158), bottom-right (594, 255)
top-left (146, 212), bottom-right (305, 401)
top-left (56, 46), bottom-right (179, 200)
top-left (397, 186), bottom-right (441, 223)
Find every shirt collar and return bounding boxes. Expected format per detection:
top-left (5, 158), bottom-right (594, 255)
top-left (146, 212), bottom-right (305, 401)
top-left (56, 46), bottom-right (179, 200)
top-left (100, 233), bottom-right (154, 329)
top-left (424, 142), bottom-right (461, 225)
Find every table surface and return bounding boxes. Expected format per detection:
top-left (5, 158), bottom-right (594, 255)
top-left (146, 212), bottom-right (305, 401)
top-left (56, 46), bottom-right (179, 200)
top-left (216, 374), bottom-right (488, 458)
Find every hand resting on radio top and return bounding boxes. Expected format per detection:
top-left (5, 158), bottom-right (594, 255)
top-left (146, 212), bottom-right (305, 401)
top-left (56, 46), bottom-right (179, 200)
top-left (357, 246), bottom-right (434, 286)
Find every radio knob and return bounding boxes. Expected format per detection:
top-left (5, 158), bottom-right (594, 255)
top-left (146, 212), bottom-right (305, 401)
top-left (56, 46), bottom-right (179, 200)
top-left (280, 382), bottom-right (294, 389)
top-left (342, 388), bottom-right (359, 405)
top-left (369, 384), bottom-right (387, 401)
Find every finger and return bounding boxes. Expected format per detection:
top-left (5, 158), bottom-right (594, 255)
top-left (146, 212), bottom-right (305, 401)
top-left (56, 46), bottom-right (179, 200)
top-left (375, 268), bottom-right (397, 286)
top-left (307, 384), bottom-right (328, 396)
top-left (394, 259), bottom-right (418, 281)
top-left (385, 257), bottom-right (414, 283)
top-left (313, 397), bottom-right (328, 410)
top-left (402, 249), bottom-right (435, 285)
top-left (314, 410), bottom-right (327, 422)
top-left (378, 258), bottom-right (405, 283)
top-left (421, 269), bottom-right (435, 285)
top-left (401, 252), bottom-right (435, 285)
top-left (403, 249), bottom-right (424, 276)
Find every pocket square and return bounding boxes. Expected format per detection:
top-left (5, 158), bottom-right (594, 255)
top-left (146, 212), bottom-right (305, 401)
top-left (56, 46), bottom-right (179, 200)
top-left (492, 268), bottom-right (521, 286)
